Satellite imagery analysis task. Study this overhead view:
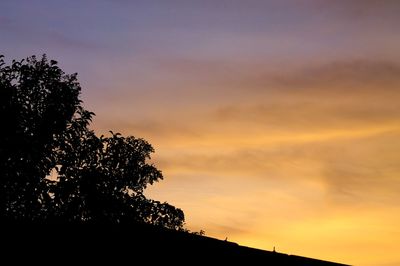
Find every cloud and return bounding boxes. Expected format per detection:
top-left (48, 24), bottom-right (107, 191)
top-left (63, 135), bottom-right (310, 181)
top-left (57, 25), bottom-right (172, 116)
top-left (45, 31), bottom-right (100, 51)
top-left (95, 58), bottom-right (400, 218)
top-left (212, 102), bottom-right (400, 131)
top-left (318, 130), bottom-right (400, 204)
top-left (98, 59), bottom-right (400, 214)
top-left (152, 57), bottom-right (400, 95)
top-left (264, 60), bottom-right (400, 90)
top-left (313, 0), bottom-right (400, 21)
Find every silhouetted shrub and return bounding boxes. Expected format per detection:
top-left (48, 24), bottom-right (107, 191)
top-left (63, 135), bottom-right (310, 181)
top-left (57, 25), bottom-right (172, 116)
top-left (0, 55), bottom-right (184, 229)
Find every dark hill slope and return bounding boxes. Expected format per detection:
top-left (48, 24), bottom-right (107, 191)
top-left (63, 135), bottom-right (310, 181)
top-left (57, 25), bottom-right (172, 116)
top-left (3, 223), bottom-right (349, 265)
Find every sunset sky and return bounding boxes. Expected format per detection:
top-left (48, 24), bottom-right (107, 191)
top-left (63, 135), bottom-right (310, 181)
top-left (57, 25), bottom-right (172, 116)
top-left (2, 1), bottom-right (400, 265)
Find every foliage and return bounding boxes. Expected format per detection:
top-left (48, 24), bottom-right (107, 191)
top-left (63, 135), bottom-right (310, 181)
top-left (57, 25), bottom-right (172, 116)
top-left (0, 55), bottom-right (184, 229)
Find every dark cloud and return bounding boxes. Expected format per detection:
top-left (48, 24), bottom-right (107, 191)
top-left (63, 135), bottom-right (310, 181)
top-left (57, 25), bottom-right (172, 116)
top-left (319, 130), bottom-right (400, 204)
top-left (48, 31), bottom-right (100, 51)
top-left (314, 0), bottom-right (400, 21)
top-left (212, 102), bottom-right (400, 130)
top-left (264, 60), bottom-right (400, 90)
top-left (94, 118), bottom-right (203, 142)
top-left (153, 57), bottom-right (400, 94)
top-left (154, 129), bottom-right (400, 208)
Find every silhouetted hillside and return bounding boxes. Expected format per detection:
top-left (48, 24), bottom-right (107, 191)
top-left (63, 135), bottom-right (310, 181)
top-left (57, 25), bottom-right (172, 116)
top-left (4, 223), bottom-right (349, 265)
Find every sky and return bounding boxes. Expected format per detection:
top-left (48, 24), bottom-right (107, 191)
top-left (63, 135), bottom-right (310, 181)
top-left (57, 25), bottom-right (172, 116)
top-left (1, 0), bottom-right (400, 264)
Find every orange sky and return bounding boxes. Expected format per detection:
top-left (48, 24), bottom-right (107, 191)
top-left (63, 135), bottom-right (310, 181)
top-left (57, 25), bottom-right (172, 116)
top-left (2, 1), bottom-right (400, 265)
top-left (139, 65), bottom-right (400, 265)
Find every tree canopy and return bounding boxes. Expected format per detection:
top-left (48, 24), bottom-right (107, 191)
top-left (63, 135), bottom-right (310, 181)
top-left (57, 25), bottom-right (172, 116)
top-left (0, 55), bottom-right (184, 229)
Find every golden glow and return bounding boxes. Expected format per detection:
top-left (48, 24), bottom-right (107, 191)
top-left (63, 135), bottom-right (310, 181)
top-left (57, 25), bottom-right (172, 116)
top-left (91, 62), bottom-right (400, 265)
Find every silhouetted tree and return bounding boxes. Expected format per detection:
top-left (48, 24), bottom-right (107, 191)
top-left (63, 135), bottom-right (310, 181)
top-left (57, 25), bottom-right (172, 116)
top-left (0, 55), bottom-right (184, 229)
